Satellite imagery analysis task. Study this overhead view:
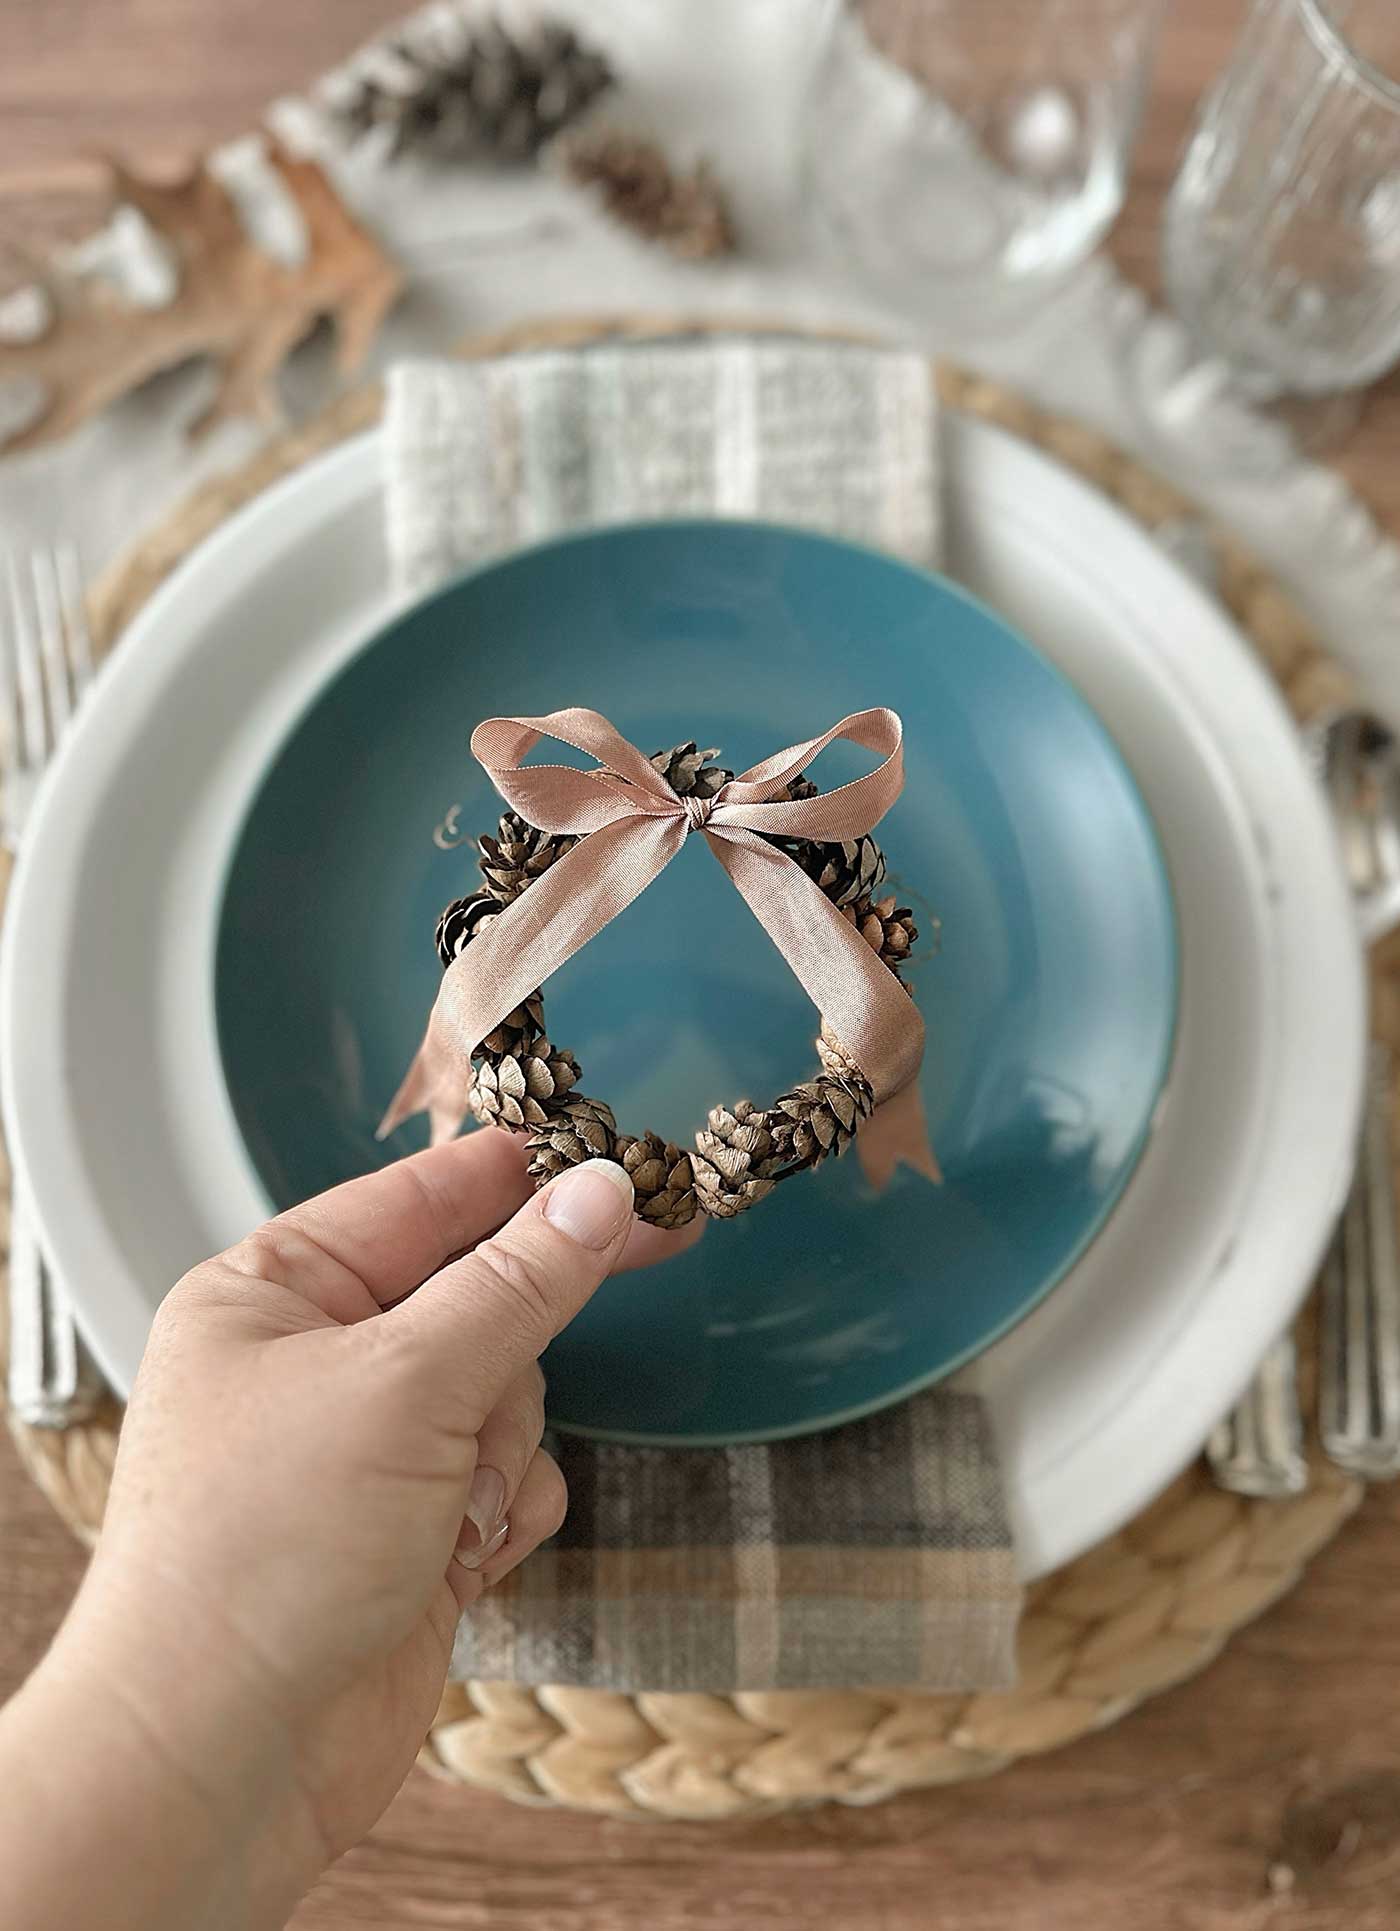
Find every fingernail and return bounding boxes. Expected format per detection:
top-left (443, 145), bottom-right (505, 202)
top-left (542, 1158), bottom-right (633, 1249)
top-left (464, 1465), bottom-right (507, 1546)
top-left (454, 1518), bottom-right (509, 1572)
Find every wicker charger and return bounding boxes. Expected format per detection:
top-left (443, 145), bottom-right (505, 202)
top-left (4, 314), bottom-right (1380, 1822)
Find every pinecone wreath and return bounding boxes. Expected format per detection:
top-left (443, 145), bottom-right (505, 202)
top-left (430, 738), bottom-right (922, 1224)
top-left (333, 16), bottom-right (613, 162)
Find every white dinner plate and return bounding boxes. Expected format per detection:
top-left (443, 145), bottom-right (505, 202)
top-left (0, 403), bottom-right (1364, 1578)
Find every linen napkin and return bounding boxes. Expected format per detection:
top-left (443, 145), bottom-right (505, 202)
top-left (386, 339), bottom-right (1020, 1692)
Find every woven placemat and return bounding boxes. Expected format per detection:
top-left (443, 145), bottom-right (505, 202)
top-left (4, 313), bottom-right (1379, 1822)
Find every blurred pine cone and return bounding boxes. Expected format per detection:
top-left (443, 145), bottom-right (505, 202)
top-left (616, 1130), bottom-right (699, 1228)
top-left (335, 17), bottom-right (613, 162)
top-left (562, 131), bottom-right (735, 259)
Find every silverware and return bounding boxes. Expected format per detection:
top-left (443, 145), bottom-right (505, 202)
top-left (1311, 709), bottom-right (1400, 947)
top-left (1320, 1041), bottom-right (1400, 1477)
top-left (1206, 1336), bottom-right (1308, 1498)
top-left (1, 545), bottom-right (103, 1426)
top-left (1311, 711), bottom-right (1400, 1479)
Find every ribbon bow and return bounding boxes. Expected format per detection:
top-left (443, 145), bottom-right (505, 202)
top-left (382, 707), bottom-right (931, 1180)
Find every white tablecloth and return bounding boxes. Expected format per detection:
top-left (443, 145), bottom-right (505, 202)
top-left (4, 0), bottom-right (1399, 714)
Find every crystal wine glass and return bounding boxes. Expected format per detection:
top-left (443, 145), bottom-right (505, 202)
top-left (1163, 0), bottom-right (1400, 418)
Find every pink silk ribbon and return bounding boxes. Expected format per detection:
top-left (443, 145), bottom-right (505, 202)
top-left (381, 706), bottom-right (932, 1183)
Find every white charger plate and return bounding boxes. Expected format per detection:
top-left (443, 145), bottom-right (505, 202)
top-left (0, 409), bottom-right (1364, 1578)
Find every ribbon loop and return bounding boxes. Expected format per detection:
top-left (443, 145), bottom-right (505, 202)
top-left (382, 708), bottom-right (926, 1164)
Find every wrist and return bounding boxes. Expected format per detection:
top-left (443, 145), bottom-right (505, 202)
top-left (4, 1586), bottom-right (326, 1931)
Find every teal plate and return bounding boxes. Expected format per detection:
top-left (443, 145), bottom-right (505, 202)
top-left (216, 520), bottom-right (1178, 1442)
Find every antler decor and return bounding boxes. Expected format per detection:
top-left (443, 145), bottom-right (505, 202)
top-left (0, 141), bottom-right (402, 453)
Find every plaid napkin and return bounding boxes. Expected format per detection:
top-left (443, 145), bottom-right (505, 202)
top-left (386, 340), bottom-right (1020, 1692)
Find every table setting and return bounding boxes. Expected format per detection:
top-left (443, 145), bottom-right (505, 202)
top-left (4, 0), bottom-right (1400, 1839)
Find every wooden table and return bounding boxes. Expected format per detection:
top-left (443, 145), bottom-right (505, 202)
top-left (3, 4), bottom-right (1400, 1925)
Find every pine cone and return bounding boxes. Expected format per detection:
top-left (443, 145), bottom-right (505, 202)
top-left (562, 132), bottom-right (735, 259)
top-left (478, 811), bottom-right (576, 904)
top-left (649, 741), bottom-right (732, 800)
top-left (335, 17), bottom-right (613, 162)
top-left (785, 833), bottom-right (887, 909)
top-left (469, 1040), bottom-right (581, 1130)
top-left (840, 892), bottom-right (918, 970)
top-left (814, 1022), bottom-right (864, 1086)
top-left (524, 1093), bottom-right (618, 1181)
top-left (785, 772), bottom-right (820, 803)
top-left (692, 1099), bottom-right (786, 1218)
top-left (770, 1074), bottom-right (873, 1172)
top-left (616, 1131), bottom-right (699, 1228)
top-left (435, 891), bottom-right (500, 967)
top-left (477, 989), bottom-right (547, 1064)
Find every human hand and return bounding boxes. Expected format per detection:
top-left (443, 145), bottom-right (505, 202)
top-left (19, 1131), bottom-right (696, 1928)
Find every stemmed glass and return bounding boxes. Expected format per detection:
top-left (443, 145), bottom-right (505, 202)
top-left (1163, 0), bottom-right (1400, 440)
top-left (800, 0), bottom-right (1166, 323)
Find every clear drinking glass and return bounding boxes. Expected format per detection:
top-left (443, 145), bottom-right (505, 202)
top-left (1163, 0), bottom-right (1400, 401)
top-left (801, 0), bottom-right (1164, 316)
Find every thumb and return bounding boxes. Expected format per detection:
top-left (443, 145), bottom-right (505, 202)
top-left (386, 1157), bottom-right (634, 1421)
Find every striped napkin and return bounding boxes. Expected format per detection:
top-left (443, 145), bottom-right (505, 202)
top-left (385, 339), bottom-right (1020, 1691)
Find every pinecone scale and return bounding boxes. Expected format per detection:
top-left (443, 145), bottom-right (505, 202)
top-left (692, 1099), bottom-right (786, 1218)
top-left (524, 1094), bottom-right (619, 1181)
top-left (617, 1131), bottom-right (700, 1228)
top-left (770, 1073), bottom-right (873, 1171)
top-left (841, 892), bottom-right (918, 970)
top-left (650, 741), bottom-right (732, 800)
top-left (470, 1041), bottom-right (580, 1130)
top-left (478, 811), bottom-right (576, 904)
top-left (786, 833), bottom-right (887, 909)
top-left (435, 891), bottom-right (499, 967)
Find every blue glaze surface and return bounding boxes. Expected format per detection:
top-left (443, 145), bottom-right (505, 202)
top-left (216, 520), bottom-right (1177, 1441)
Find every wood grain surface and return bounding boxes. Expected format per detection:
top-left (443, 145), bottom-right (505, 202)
top-left (4, 3), bottom-right (1400, 1926)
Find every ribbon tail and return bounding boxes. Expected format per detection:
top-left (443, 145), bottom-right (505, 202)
top-left (706, 828), bottom-right (925, 1107)
top-left (377, 1042), bottom-right (467, 1146)
top-left (856, 1081), bottom-right (942, 1193)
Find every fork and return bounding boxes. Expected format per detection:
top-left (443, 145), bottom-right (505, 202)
top-left (1, 546), bottom-right (104, 1426)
